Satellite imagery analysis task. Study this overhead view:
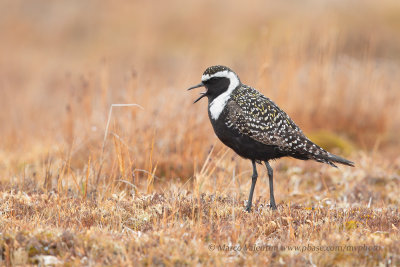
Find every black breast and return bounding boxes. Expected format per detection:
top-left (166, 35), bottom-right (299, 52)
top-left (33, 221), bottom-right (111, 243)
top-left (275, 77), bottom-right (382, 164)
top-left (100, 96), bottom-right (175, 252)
top-left (208, 108), bottom-right (286, 162)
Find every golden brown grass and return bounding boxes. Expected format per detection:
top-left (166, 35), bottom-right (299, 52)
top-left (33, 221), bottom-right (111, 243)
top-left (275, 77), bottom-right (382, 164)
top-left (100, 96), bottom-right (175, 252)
top-left (0, 0), bottom-right (400, 266)
top-left (1, 153), bottom-right (400, 265)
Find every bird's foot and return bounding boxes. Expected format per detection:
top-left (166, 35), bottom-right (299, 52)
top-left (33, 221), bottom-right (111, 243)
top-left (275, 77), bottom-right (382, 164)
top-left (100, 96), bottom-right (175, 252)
top-left (245, 204), bottom-right (252, 212)
top-left (269, 203), bottom-right (277, 210)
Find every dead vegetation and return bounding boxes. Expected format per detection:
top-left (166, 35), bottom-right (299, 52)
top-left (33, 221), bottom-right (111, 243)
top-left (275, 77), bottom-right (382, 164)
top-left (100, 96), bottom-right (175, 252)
top-left (1, 157), bottom-right (400, 266)
top-left (0, 0), bottom-right (400, 266)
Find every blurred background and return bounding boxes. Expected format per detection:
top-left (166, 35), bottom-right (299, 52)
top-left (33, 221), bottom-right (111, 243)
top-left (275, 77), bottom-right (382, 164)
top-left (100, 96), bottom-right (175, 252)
top-left (0, 0), bottom-right (399, 190)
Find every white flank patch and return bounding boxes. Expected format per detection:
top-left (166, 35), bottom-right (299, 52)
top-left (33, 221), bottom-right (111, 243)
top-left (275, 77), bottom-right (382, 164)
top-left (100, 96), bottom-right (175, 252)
top-left (202, 70), bottom-right (240, 120)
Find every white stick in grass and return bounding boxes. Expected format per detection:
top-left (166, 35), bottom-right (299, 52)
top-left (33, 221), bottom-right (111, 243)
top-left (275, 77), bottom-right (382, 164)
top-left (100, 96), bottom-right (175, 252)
top-left (102, 103), bottom-right (144, 155)
top-left (97, 103), bottom-right (144, 185)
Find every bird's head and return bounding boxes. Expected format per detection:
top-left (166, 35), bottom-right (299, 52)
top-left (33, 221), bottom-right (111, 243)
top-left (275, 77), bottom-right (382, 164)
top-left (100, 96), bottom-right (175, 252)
top-left (187, 65), bottom-right (241, 103)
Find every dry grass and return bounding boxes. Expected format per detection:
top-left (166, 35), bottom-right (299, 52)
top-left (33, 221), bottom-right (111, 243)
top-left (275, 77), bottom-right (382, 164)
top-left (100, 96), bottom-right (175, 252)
top-left (1, 153), bottom-right (400, 265)
top-left (0, 0), bottom-right (400, 266)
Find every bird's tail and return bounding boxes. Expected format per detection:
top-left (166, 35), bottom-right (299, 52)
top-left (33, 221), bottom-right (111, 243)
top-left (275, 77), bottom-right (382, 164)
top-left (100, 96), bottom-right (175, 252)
top-left (302, 139), bottom-right (355, 168)
top-left (291, 137), bottom-right (355, 168)
top-left (324, 153), bottom-right (355, 168)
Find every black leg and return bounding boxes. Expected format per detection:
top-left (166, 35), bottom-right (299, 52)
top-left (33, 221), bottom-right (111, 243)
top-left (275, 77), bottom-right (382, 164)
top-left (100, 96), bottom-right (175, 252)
top-left (245, 160), bottom-right (258, 212)
top-left (264, 161), bottom-right (277, 210)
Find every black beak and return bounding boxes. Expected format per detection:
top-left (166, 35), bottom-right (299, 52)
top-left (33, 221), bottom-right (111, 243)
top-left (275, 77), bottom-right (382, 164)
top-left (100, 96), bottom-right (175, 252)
top-left (193, 93), bottom-right (207, 103)
top-left (187, 82), bottom-right (204, 91)
top-left (187, 82), bottom-right (207, 103)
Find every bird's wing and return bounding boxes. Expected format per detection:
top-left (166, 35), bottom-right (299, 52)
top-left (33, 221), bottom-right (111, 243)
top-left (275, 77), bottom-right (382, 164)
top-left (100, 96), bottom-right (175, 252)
top-left (226, 86), bottom-right (328, 157)
top-left (226, 86), bottom-right (354, 167)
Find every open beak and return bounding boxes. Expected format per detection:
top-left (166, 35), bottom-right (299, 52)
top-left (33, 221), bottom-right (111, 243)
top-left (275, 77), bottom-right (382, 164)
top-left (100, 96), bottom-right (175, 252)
top-left (187, 82), bottom-right (207, 103)
top-left (187, 82), bottom-right (204, 91)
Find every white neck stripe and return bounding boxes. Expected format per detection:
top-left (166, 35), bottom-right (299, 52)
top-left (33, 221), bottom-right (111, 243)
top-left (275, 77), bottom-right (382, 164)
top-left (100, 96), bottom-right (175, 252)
top-left (207, 71), bottom-right (240, 120)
